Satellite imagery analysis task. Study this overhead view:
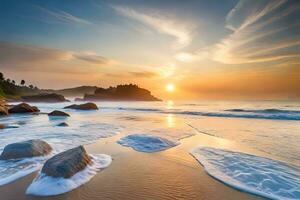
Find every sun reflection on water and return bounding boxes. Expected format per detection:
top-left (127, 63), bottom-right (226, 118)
top-left (166, 114), bottom-right (174, 128)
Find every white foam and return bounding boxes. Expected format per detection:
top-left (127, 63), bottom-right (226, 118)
top-left (0, 154), bottom-right (53, 186)
top-left (118, 134), bottom-right (179, 153)
top-left (26, 154), bottom-right (112, 196)
top-left (191, 147), bottom-right (300, 200)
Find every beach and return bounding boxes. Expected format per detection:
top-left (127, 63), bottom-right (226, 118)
top-left (0, 132), bottom-right (263, 200)
top-left (0, 101), bottom-right (299, 199)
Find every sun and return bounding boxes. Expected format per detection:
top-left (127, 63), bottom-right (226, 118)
top-left (166, 83), bottom-right (175, 92)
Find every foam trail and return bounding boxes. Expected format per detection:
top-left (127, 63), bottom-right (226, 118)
top-left (0, 155), bottom-right (52, 186)
top-left (187, 124), bottom-right (218, 137)
top-left (118, 134), bottom-right (179, 153)
top-left (191, 147), bottom-right (300, 200)
top-left (26, 154), bottom-right (112, 196)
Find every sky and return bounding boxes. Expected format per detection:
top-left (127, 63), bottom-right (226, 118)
top-left (0, 0), bottom-right (299, 100)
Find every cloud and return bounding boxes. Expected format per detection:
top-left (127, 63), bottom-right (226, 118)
top-left (73, 53), bottom-right (111, 65)
top-left (177, 0), bottom-right (300, 65)
top-left (112, 5), bottom-right (193, 48)
top-left (0, 42), bottom-right (72, 66)
top-left (0, 42), bottom-right (112, 69)
top-left (35, 5), bottom-right (92, 25)
top-left (212, 0), bottom-right (300, 64)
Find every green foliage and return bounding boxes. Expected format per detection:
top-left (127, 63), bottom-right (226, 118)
top-left (0, 72), bottom-right (40, 99)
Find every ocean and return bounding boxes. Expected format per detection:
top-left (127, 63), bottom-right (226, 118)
top-left (0, 100), bottom-right (299, 199)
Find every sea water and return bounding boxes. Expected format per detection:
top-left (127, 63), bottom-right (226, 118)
top-left (0, 100), bottom-right (299, 198)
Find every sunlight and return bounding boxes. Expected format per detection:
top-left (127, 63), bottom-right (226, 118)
top-left (166, 83), bottom-right (175, 92)
top-left (166, 114), bottom-right (174, 128)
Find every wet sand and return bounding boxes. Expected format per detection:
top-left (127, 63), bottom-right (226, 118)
top-left (0, 133), bottom-right (264, 200)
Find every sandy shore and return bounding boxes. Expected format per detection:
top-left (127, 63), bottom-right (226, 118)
top-left (0, 133), bottom-right (264, 200)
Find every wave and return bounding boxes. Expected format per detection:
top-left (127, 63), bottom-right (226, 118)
top-left (26, 154), bottom-right (112, 196)
top-left (191, 147), bottom-right (300, 200)
top-left (111, 107), bottom-right (300, 120)
top-left (225, 108), bottom-right (300, 114)
top-left (117, 134), bottom-right (179, 153)
top-left (0, 154), bottom-right (53, 186)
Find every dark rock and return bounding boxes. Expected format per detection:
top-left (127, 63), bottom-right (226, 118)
top-left (0, 124), bottom-right (5, 129)
top-left (41, 146), bottom-right (92, 178)
top-left (21, 93), bottom-right (68, 103)
top-left (8, 103), bottom-right (40, 113)
top-left (0, 105), bottom-right (8, 115)
top-left (57, 122), bottom-right (69, 127)
top-left (0, 139), bottom-right (52, 160)
top-left (64, 102), bottom-right (98, 110)
top-left (48, 110), bottom-right (70, 117)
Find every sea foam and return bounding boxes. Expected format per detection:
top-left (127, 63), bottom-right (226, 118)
top-left (191, 147), bottom-right (300, 200)
top-left (0, 154), bottom-right (53, 186)
top-left (26, 154), bottom-right (112, 196)
top-left (118, 134), bottom-right (178, 153)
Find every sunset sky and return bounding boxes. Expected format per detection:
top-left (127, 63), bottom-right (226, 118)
top-left (0, 0), bottom-right (299, 99)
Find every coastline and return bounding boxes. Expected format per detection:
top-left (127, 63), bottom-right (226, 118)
top-left (0, 133), bottom-right (264, 200)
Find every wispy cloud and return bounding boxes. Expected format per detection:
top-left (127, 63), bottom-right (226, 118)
top-left (177, 0), bottom-right (300, 65)
top-left (0, 42), bottom-right (111, 68)
top-left (35, 5), bottom-right (92, 25)
top-left (212, 0), bottom-right (300, 64)
top-left (112, 5), bottom-right (194, 49)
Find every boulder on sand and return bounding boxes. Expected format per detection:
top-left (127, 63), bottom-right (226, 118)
top-left (48, 110), bottom-right (70, 117)
top-left (41, 146), bottom-right (92, 178)
top-left (8, 103), bottom-right (40, 113)
top-left (64, 102), bottom-right (98, 110)
top-left (0, 139), bottom-right (52, 160)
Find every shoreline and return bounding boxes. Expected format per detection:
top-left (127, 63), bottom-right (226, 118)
top-left (0, 133), bottom-right (264, 200)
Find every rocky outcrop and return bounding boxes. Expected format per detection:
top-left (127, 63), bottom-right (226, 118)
top-left (83, 84), bottom-right (161, 101)
top-left (48, 110), bottom-right (70, 117)
top-left (21, 93), bottom-right (68, 103)
top-left (64, 102), bottom-right (98, 110)
top-left (57, 122), bottom-right (69, 127)
top-left (8, 103), bottom-right (40, 113)
top-left (0, 139), bottom-right (52, 160)
top-left (41, 146), bottom-right (92, 178)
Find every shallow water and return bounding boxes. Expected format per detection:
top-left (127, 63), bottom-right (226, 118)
top-left (0, 100), bottom-right (299, 198)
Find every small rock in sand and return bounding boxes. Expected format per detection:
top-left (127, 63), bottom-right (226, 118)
top-left (48, 110), bottom-right (70, 117)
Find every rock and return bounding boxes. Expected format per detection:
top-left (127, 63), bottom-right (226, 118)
top-left (8, 103), bottom-right (40, 113)
top-left (41, 146), bottom-right (92, 178)
top-left (0, 105), bottom-right (8, 115)
top-left (21, 93), bottom-right (68, 103)
top-left (64, 102), bottom-right (98, 110)
top-left (48, 110), bottom-right (70, 117)
top-left (0, 124), bottom-right (5, 129)
top-left (57, 122), bottom-right (69, 127)
top-left (0, 139), bottom-right (52, 160)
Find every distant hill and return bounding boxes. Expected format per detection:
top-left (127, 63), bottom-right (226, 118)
top-left (43, 86), bottom-right (98, 97)
top-left (0, 72), bottom-right (160, 101)
top-left (80, 84), bottom-right (161, 101)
